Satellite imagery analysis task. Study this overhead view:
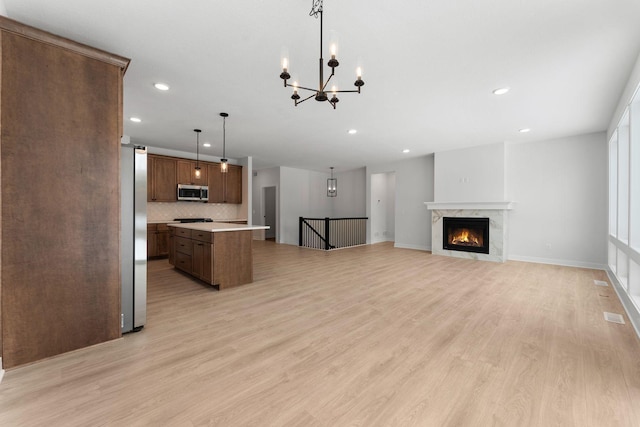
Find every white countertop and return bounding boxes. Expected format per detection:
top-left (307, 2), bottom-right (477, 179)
top-left (148, 219), bottom-right (248, 224)
top-left (168, 222), bottom-right (269, 233)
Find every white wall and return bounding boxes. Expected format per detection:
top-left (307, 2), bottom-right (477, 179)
top-left (279, 167), bottom-right (333, 245)
top-left (333, 167), bottom-right (366, 217)
top-left (434, 142), bottom-right (506, 201)
top-left (367, 155), bottom-right (434, 251)
top-left (0, 0), bottom-right (7, 17)
top-left (506, 132), bottom-right (607, 268)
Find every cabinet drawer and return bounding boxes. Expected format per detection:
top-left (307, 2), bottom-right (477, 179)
top-left (175, 251), bottom-right (192, 273)
top-left (156, 223), bottom-right (170, 231)
top-left (174, 227), bottom-right (192, 238)
top-left (191, 230), bottom-right (212, 243)
top-left (175, 236), bottom-right (192, 255)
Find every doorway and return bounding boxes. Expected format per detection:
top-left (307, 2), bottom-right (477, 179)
top-left (370, 172), bottom-right (396, 243)
top-left (263, 186), bottom-right (276, 241)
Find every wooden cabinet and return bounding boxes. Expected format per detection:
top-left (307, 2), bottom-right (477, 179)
top-left (207, 163), bottom-right (243, 204)
top-left (192, 232), bottom-right (213, 283)
top-left (207, 163), bottom-right (225, 203)
top-left (226, 165), bottom-right (243, 204)
top-left (177, 159), bottom-right (208, 185)
top-left (168, 226), bottom-right (253, 289)
top-left (148, 155), bottom-right (177, 202)
top-left (147, 154), bottom-right (241, 204)
top-left (147, 223), bottom-right (170, 258)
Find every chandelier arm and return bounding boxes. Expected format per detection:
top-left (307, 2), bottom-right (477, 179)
top-left (321, 71), bottom-right (335, 92)
top-left (295, 93), bottom-right (317, 105)
top-left (286, 83), bottom-right (318, 92)
top-left (334, 89), bottom-right (361, 93)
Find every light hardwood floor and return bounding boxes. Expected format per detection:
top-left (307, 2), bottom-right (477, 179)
top-left (1, 241), bottom-right (639, 426)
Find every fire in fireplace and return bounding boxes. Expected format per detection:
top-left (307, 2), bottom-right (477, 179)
top-left (443, 217), bottom-right (490, 254)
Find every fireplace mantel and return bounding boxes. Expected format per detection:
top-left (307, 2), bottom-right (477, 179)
top-left (424, 201), bottom-right (514, 211)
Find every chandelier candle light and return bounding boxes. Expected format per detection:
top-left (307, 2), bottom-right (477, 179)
top-left (220, 112), bottom-right (228, 173)
top-left (280, 0), bottom-right (364, 109)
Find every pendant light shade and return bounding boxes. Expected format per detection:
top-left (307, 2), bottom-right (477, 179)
top-left (220, 112), bottom-right (229, 173)
top-left (327, 166), bottom-right (337, 197)
top-left (194, 129), bottom-right (202, 178)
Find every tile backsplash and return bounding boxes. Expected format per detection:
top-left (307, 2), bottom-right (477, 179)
top-left (148, 202), bottom-right (243, 221)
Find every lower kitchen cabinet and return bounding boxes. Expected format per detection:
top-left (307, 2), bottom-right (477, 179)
top-left (147, 223), bottom-right (170, 258)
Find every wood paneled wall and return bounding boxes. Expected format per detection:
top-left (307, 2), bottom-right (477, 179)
top-left (0, 17), bottom-right (129, 368)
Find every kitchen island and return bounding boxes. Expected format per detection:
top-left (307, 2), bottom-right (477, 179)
top-left (168, 223), bottom-right (269, 289)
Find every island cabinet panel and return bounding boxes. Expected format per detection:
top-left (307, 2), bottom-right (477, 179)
top-left (177, 160), bottom-right (208, 185)
top-left (213, 230), bottom-right (253, 288)
top-left (0, 17), bottom-right (129, 368)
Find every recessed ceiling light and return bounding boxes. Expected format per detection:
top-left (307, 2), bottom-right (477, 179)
top-left (492, 87), bottom-right (510, 95)
top-left (203, 143), bottom-right (211, 148)
top-left (402, 149), bottom-right (410, 153)
top-left (154, 82), bottom-right (170, 91)
top-left (519, 128), bottom-right (531, 133)
top-left (348, 129), bottom-right (357, 135)
top-left (130, 117), bottom-right (142, 123)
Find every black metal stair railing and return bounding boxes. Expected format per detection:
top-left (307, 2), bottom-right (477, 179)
top-left (299, 217), bottom-right (368, 250)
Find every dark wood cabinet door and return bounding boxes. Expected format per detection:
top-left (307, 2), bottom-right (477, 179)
top-left (207, 163), bottom-right (225, 203)
top-left (176, 160), bottom-right (193, 185)
top-left (226, 165), bottom-right (243, 204)
top-left (152, 156), bottom-right (177, 202)
top-left (156, 224), bottom-right (170, 257)
top-left (178, 160), bottom-right (208, 185)
top-left (147, 225), bottom-right (158, 257)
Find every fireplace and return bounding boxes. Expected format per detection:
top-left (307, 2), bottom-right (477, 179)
top-left (443, 217), bottom-right (489, 254)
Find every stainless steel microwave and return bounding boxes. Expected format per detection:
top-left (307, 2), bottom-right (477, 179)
top-left (177, 184), bottom-right (208, 202)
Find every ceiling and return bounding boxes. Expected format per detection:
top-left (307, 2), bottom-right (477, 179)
top-left (4, 0), bottom-right (640, 172)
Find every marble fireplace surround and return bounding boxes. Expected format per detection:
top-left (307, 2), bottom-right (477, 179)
top-left (424, 202), bottom-right (514, 262)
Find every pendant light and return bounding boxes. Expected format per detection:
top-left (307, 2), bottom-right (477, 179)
top-left (194, 129), bottom-right (202, 178)
top-left (220, 112), bottom-right (229, 173)
top-left (327, 166), bottom-right (337, 197)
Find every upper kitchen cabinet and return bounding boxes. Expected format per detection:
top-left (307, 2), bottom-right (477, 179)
top-left (148, 154), bottom-right (177, 202)
top-left (207, 163), bottom-right (243, 204)
top-left (177, 159), bottom-right (208, 186)
top-left (226, 164), bottom-right (243, 204)
top-left (0, 16), bottom-right (129, 368)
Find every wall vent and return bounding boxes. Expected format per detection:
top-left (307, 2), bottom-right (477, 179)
top-left (604, 312), bottom-right (625, 324)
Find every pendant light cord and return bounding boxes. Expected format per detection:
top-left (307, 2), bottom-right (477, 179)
top-left (222, 116), bottom-right (226, 159)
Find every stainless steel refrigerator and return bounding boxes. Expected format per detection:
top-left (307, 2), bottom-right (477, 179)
top-left (120, 142), bottom-right (147, 333)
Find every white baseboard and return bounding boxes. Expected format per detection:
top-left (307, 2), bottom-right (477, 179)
top-left (507, 254), bottom-right (607, 270)
top-left (0, 357), bottom-right (4, 384)
top-left (394, 243), bottom-right (431, 251)
top-left (607, 269), bottom-right (640, 340)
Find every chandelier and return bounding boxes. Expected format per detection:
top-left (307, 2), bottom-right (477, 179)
top-left (279, 0), bottom-right (364, 109)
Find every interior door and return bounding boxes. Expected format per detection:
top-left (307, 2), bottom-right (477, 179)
top-left (264, 186), bottom-right (276, 240)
